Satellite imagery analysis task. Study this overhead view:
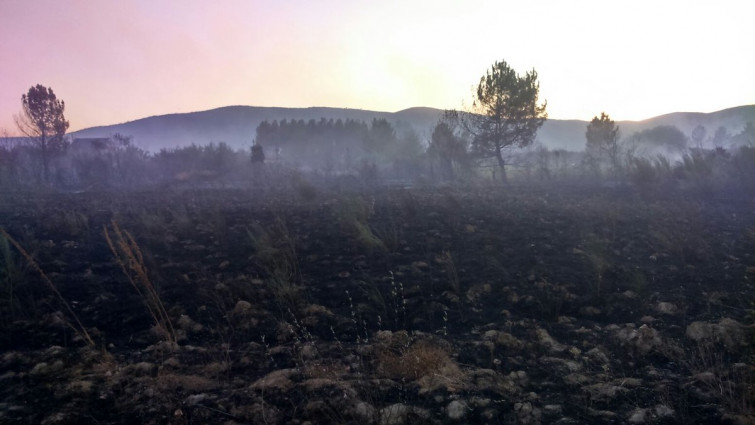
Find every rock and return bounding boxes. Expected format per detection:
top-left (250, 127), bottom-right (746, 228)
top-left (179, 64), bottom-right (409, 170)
top-left (583, 382), bottom-right (628, 403)
top-left (535, 328), bottom-right (566, 354)
top-left (509, 370), bottom-right (529, 387)
top-left (128, 361), bottom-right (157, 376)
top-left (686, 318), bottom-right (746, 351)
top-left (466, 283), bottom-right (491, 304)
top-left (176, 314), bottom-right (203, 333)
top-left (374, 330), bottom-right (394, 343)
top-left (587, 408), bottom-right (618, 419)
top-left (447, 399), bottom-right (468, 420)
top-left (586, 347), bottom-right (610, 365)
top-left (628, 408), bottom-right (649, 423)
top-left (41, 412), bottom-right (69, 424)
top-left (563, 373), bottom-right (591, 386)
top-left (495, 332), bottom-right (524, 351)
top-left (693, 371), bottom-right (716, 385)
top-left (725, 414), bottom-right (755, 425)
top-left (30, 362), bottom-right (50, 376)
top-left (614, 324), bottom-right (661, 355)
top-left (543, 404), bottom-right (563, 416)
top-left (468, 369), bottom-right (519, 395)
top-left (579, 306), bottom-right (602, 317)
top-left (459, 340), bottom-right (495, 367)
top-left (654, 404), bottom-right (674, 418)
top-left (250, 368), bottom-right (297, 391)
top-left (514, 401), bottom-right (542, 425)
top-left (162, 356), bottom-right (181, 368)
top-left (65, 380), bottom-right (93, 395)
top-left (236, 402), bottom-right (280, 424)
top-left (298, 344), bottom-right (318, 360)
top-left (378, 403), bottom-right (429, 425)
top-left (352, 401), bottom-right (376, 422)
top-left (686, 321), bottom-right (710, 341)
top-left (184, 393), bottom-right (210, 406)
top-left (655, 302), bottom-right (680, 315)
top-left (232, 300), bottom-right (253, 316)
top-left (469, 396), bottom-right (491, 408)
top-left (483, 330), bottom-right (499, 341)
top-left (539, 356), bottom-right (581, 375)
top-left (301, 304), bottom-right (336, 328)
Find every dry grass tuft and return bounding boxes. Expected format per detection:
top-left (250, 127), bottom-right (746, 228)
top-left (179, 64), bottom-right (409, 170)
top-left (0, 228), bottom-right (94, 346)
top-left (378, 340), bottom-right (455, 382)
top-left (104, 220), bottom-right (177, 344)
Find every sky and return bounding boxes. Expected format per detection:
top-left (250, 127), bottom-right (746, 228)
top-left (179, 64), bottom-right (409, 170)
top-left (1, 0), bottom-right (753, 133)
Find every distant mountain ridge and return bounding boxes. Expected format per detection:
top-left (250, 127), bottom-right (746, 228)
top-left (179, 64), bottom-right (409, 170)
top-left (70, 105), bottom-right (755, 152)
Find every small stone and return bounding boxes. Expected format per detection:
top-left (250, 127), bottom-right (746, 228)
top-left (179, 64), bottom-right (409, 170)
top-left (185, 393), bottom-right (209, 406)
top-left (379, 403), bottom-right (410, 425)
top-left (536, 328), bottom-right (566, 353)
top-left (299, 344), bottom-right (318, 360)
top-left (30, 362), bottom-right (49, 376)
top-left (232, 300), bottom-right (253, 315)
top-left (496, 332), bottom-right (523, 350)
top-left (563, 373), bottom-right (590, 386)
top-left (654, 404), bottom-right (674, 418)
top-left (353, 401), bottom-right (376, 421)
top-left (579, 306), bottom-right (602, 316)
top-left (447, 399), bottom-right (468, 420)
top-left (250, 368), bottom-right (296, 391)
top-left (130, 361), bottom-right (156, 376)
top-left (628, 407), bottom-right (648, 423)
top-left (586, 347), bottom-right (610, 365)
top-left (655, 302), bottom-right (679, 315)
top-left (639, 315), bottom-right (655, 324)
top-left (483, 330), bottom-right (499, 341)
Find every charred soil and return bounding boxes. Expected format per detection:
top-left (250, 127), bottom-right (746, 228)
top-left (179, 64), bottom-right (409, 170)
top-left (0, 185), bottom-right (753, 424)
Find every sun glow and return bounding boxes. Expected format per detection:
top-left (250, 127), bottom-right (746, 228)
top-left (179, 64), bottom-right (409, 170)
top-left (0, 0), bottom-right (752, 132)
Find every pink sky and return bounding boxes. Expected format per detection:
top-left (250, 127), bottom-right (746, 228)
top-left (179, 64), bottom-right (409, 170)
top-left (1, 0), bottom-right (753, 133)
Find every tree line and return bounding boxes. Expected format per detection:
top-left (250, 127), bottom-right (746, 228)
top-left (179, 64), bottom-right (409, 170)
top-left (3, 62), bottom-right (754, 194)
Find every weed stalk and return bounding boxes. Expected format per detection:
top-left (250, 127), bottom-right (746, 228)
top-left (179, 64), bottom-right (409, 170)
top-left (0, 228), bottom-right (94, 346)
top-left (104, 220), bottom-right (177, 344)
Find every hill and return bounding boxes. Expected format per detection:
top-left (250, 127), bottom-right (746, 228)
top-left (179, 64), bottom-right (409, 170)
top-left (69, 105), bottom-right (755, 152)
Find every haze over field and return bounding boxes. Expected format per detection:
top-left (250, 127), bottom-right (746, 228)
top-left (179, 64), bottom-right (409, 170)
top-left (1, 0), bottom-right (753, 133)
top-left (69, 105), bottom-right (755, 152)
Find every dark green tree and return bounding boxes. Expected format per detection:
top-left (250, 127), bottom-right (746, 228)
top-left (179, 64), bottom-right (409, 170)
top-left (630, 125), bottom-right (687, 154)
top-left (428, 120), bottom-right (468, 181)
top-left (585, 112), bottom-right (620, 176)
top-left (734, 122), bottom-right (755, 147)
top-left (15, 84), bottom-right (70, 184)
top-left (711, 126), bottom-right (731, 148)
top-left (251, 143), bottom-right (265, 164)
top-left (365, 118), bottom-right (397, 154)
top-left (468, 59), bottom-right (547, 182)
top-left (691, 124), bottom-right (707, 149)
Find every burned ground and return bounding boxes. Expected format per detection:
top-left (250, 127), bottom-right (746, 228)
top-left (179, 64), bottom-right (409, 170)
top-left (0, 185), bottom-right (753, 424)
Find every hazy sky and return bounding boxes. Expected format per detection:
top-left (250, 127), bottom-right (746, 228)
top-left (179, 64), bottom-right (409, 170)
top-left (1, 0), bottom-right (753, 133)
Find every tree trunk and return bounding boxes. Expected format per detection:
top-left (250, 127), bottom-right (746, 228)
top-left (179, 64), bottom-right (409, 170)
top-left (495, 149), bottom-right (508, 183)
top-left (41, 139), bottom-right (50, 185)
top-left (442, 158), bottom-right (454, 181)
